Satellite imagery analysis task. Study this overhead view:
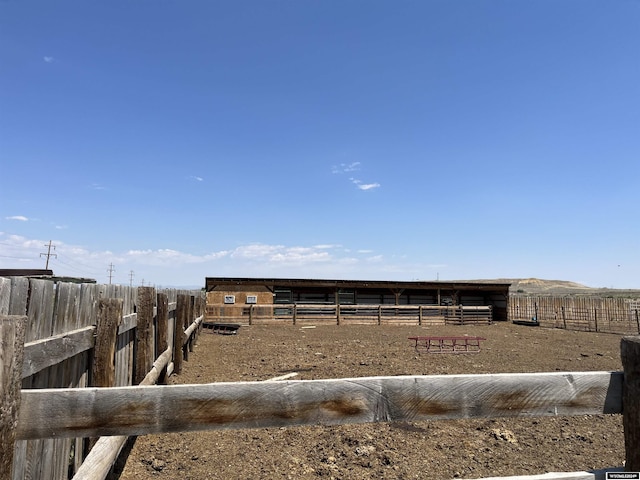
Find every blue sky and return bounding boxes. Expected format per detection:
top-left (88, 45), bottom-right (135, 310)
top-left (1, 0), bottom-right (639, 288)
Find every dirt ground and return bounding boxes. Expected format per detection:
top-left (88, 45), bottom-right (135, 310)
top-left (116, 322), bottom-right (626, 479)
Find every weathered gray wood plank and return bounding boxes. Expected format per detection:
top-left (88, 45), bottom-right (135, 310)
top-left (8, 277), bottom-right (28, 316)
top-left (0, 277), bottom-right (10, 315)
top-left (21, 326), bottom-right (95, 379)
top-left (17, 371), bottom-right (622, 440)
top-left (117, 313), bottom-right (137, 334)
top-left (0, 316), bottom-right (27, 479)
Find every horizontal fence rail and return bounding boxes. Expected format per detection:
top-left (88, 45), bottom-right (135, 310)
top-left (16, 371), bottom-right (623, 439)
top-left (205, 303), bottom-right (493, 326)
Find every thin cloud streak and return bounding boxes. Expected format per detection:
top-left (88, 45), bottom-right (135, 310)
top-left (350, 178), bottom-right (381, 191)
top-left (332, 162), bottom-right (361, 174)
top-left (5, 216), bottom-right (29, 221)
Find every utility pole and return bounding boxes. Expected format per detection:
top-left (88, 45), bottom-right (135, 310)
top-left (129, 270), bottom-right (135, 287)
top-left (40, 240), bottom-right (57, 269)
top-left (107, 263), bottom-right (115, 284)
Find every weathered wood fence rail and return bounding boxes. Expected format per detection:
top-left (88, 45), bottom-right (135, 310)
top-left (205, 303), bottom-right (493, 326)
top-left (510, 296), bottom-right (640, 334)
top-left (0, 276), bottom-right (204, 480)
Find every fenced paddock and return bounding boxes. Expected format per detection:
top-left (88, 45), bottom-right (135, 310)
top-left (0, 277), bottom-right (204, 480)
top-left (510, 296), bottom-right (640, 334)
top-left (205, 303), bottom-right (493, 326)
top-left (2, 278), bottom-right (640, 479)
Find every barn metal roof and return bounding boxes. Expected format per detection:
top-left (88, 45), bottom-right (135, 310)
top-left (205, 277), bottom-right (511, 292)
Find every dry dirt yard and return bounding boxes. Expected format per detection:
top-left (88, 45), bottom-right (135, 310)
top-left (117, 322), bottom-right (626, 479)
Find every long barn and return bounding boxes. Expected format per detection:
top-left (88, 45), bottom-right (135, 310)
top-left (205, 277), bottom-right (511, 326)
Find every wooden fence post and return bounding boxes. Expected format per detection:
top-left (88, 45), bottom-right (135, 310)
top-left (173, 294), bottom-right (188, 375)
top-left (0, 315), bottom-right (27, 480)
top-left (156, 293), bottom-right (169, 384)
top-left (135, 287), bottom-right (155, 385)
top-left (93, 299), bottom-right (123, 388)
top-left (156, 293), bottom-right (169, 355)
top-left (188, 296), bottom-right (195, 353)
top-left (621, 335), bottom-right (640, 471)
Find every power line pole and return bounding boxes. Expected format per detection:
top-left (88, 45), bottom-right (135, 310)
top-left (107, 263), bottom-right (115, 284)
top-left (40, 240), bottom-right (57, 269)
top-left (129, 270), bottom-right (135, 287)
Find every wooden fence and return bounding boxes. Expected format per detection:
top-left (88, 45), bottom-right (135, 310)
top-left (0, 276), bottom-right (204, 480)
top-left (3, 333), bottom-right (640, 479)
top-left (2, 277), bottom-right (640, 479)
top-left (205, 303), bottom-right (493, 326)
top-left (510, 296), bottom-right (640, 334)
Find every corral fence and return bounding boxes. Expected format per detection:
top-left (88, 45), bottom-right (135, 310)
top-left (0, 276), bottom-right (205, 480)
top-left (205, 303), bottom-right (493, 326)
top-left (510, 296), bottom-right (640, 334)
top-left (2, 279), bottom-right (640, 480)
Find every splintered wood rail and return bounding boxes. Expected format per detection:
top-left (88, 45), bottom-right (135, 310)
top-left (15, 371), bottom-right (623, 439)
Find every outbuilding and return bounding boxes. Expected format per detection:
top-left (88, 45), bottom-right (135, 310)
top-left (205, 277), bottom-right (510, 326)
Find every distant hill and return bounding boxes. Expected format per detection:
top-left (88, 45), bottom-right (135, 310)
top-left (468, 278), bottom-right (640, 297)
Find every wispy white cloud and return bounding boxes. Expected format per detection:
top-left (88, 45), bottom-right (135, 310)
top-left (350, 178), bottom-right (381, 191)
top-left (332, 161), bottom-right (381, 190)
top-left (43, 56), bottom-right (54, 63)
top-left (55, 225), bottom-right (68, 230)
top-left (0, 233), bottom-right (438, 286)
top-left (188, 175), bottom-right (204, 182)
top-left (332, 162), bottom-right (361, 174)
top-left (89, 183), bottom-right (107, 191)
top-left (5, 216), bottom-right (29, 222)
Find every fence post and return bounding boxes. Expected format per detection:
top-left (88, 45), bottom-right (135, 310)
top-left (0, 315), bottom-right (27, 480)
top-left (636, 309), bottom-right (639, 334)
top-left (157, 293), bottom-right (169, 354)
top-left (135, 287), bottom-right (155, 385)
top-left (93, 299), bottom-right (123, 388)
top-left (188, 296), bottom-right (195, 353)
top-left (173, 294), bottom-right (188, 375)
top-left (156, 293), bottom-right (169, 384)
top-left (562, 306), bottom-right (567, 329)
top-left (621, 335), bottom-right (640, 471)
